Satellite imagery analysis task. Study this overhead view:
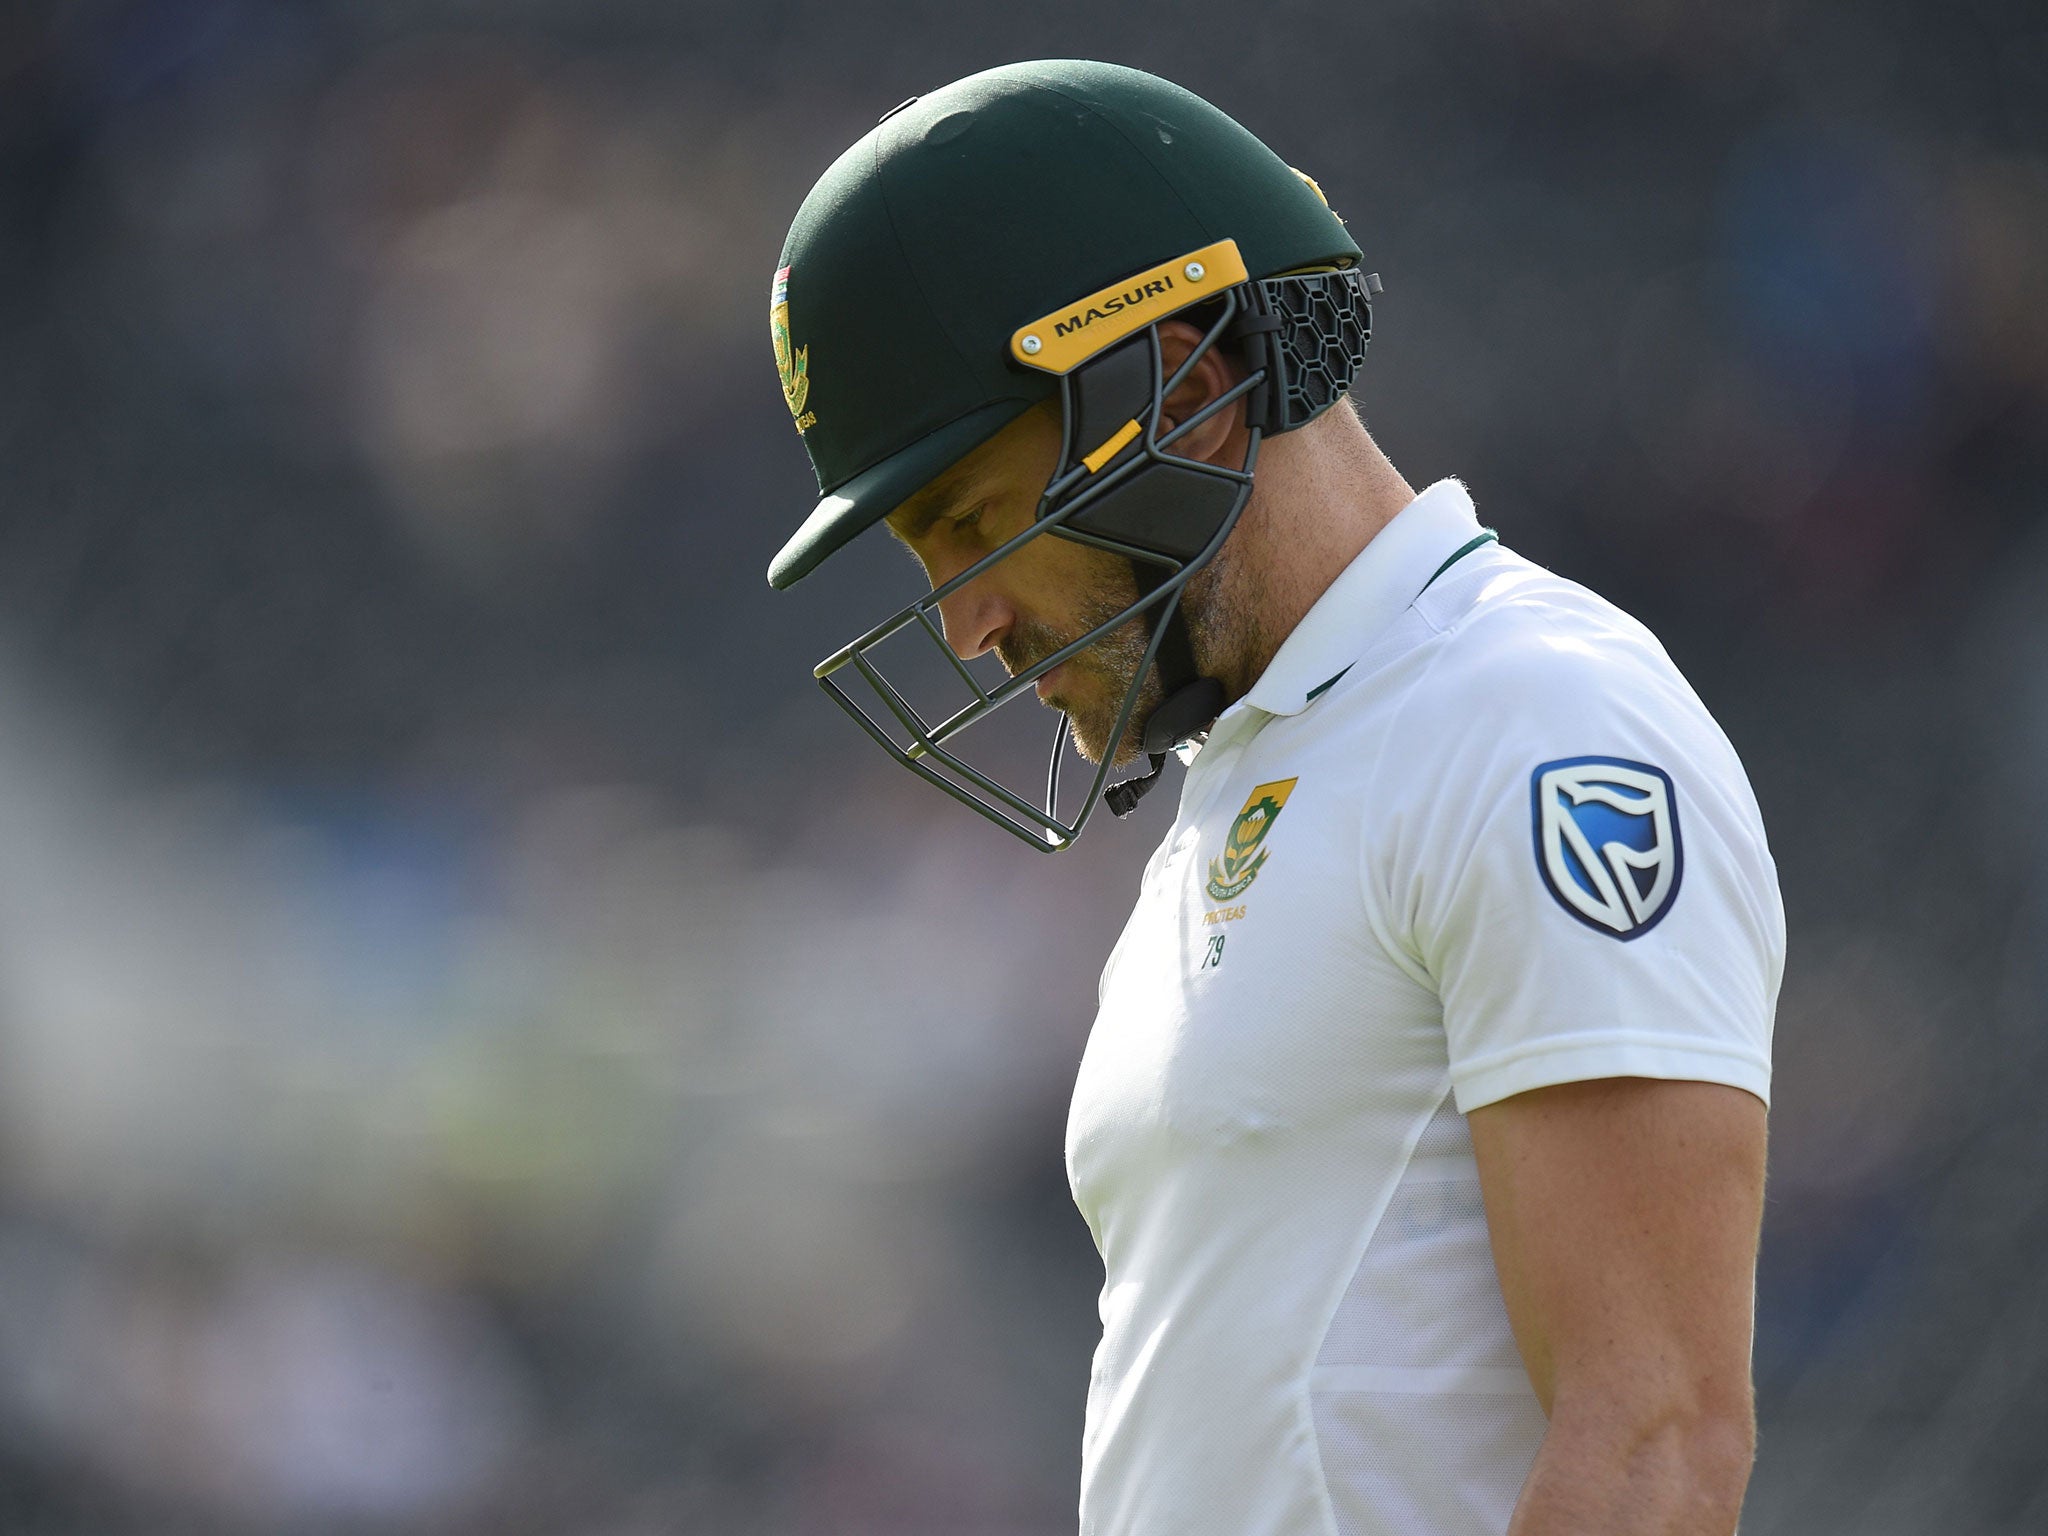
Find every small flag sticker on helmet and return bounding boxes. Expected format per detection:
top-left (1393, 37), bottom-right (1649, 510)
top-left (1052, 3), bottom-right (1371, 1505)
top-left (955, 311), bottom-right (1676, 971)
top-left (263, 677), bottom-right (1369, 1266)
top-left (770, 265), bottom-right (815, 433)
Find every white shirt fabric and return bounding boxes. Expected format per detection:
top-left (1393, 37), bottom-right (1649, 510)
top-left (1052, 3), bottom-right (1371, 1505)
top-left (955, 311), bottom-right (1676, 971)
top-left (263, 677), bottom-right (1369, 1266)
top-left (1065, 478), bottom-right (1784, 1536)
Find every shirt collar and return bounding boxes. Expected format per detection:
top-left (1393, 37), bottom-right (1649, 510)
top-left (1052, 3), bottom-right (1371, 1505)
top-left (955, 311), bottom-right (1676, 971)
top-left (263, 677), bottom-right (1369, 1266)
top-left (1236, 477), bottom-right (1484, 719)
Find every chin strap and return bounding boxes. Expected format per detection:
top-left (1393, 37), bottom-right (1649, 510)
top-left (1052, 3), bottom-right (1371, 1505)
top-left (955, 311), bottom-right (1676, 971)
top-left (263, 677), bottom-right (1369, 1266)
top-left (1103, 578), bottom-right (1225, 820)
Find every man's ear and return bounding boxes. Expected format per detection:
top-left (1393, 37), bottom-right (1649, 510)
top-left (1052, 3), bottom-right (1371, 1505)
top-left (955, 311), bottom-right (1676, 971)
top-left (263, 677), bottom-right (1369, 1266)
top-left (1154, 318), bottom-right (1247, 465)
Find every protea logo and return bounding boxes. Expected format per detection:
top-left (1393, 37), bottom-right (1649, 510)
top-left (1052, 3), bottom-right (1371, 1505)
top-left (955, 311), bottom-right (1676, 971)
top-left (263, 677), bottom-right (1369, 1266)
top-left (770, 266), bottom-right (815, 432)
top-left (1530, 757), bottom-right (1683, 939)
top-left (1205, 778), bottom-right (1299, 902)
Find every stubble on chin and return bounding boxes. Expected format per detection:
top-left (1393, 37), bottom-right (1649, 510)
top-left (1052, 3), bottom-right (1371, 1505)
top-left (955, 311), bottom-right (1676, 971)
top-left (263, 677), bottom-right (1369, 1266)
top-left (1055, 682), bottom-right (1154, 767)
top-left (999, 550), bottom-right (1176, 768)
top-left (1001, 613), bottom-right (1159, 767)
top-left (1050, 622), bottom-right (1161, 768)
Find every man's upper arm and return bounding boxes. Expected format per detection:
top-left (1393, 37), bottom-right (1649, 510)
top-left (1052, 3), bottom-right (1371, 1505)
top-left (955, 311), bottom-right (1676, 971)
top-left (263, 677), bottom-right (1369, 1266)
top-left (1385, 626), bottom-right (1782, 1417)
top-left (1375, 601), bottom-right (1782, 1523)
top-left (1467, 1076), bottom-right (1767, 1423)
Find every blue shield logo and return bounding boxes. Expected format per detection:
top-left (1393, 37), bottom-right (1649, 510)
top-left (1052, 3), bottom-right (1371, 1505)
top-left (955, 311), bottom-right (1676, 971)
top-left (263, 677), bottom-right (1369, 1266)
top-left (1530, 757), bottom-right (1683, 939)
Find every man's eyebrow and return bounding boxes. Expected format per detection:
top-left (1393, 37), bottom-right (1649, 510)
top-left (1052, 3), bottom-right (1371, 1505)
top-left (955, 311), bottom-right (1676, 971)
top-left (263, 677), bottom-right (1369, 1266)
top-left (891, 469), bottom-right (988, 541)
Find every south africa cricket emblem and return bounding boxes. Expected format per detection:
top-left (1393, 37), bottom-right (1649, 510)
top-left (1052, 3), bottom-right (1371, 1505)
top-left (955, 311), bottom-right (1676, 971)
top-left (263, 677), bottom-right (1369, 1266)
top-left (1205, 778), bottom-right (1299, 901)
top-left (771, 266), bottom-right (816, 433)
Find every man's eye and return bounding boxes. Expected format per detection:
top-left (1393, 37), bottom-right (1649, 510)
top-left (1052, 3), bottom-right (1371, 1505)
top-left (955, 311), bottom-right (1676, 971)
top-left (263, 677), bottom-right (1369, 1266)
top-left (952, 506), bottom-right (985, 533)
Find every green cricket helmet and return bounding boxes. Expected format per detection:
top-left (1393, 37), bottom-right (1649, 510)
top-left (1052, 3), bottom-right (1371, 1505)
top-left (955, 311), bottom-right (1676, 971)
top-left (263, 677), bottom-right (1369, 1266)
top-left (766, 59), bottom-right (1379, 850)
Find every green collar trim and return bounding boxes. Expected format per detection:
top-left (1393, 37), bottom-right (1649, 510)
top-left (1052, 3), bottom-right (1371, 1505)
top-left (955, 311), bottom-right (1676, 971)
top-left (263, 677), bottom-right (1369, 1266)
top-left (1302, 527), bottom-right (1500, 705)
top-left (1422, 527), bottom-right (1499, 593)
top-left (1305, 666), bottom-right (1350, 703)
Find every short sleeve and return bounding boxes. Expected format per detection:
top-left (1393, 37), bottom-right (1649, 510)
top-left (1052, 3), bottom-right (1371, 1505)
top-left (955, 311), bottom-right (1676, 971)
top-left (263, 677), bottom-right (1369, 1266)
top-left (1385, 625), bottom-right (1784, 1115)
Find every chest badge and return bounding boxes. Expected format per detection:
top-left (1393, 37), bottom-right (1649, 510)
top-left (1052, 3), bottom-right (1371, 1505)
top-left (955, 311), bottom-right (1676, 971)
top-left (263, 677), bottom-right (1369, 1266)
top-left (1205, 778), bottom-right (1299, 902)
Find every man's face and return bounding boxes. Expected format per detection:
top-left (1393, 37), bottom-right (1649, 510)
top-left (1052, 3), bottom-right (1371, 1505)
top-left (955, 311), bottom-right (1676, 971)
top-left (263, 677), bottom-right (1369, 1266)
top-left (885, 404), bottom-right (1161, 766)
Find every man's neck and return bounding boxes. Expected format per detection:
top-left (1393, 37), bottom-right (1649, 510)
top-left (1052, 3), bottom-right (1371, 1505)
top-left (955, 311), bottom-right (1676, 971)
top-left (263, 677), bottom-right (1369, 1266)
top-left (1200, 407), bottom-right (1417, 704)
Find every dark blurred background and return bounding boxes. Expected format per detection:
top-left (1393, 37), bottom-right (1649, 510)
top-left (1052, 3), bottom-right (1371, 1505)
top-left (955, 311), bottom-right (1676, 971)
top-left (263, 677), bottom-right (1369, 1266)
top-left (0, 1), bottom-right (2043, 1532)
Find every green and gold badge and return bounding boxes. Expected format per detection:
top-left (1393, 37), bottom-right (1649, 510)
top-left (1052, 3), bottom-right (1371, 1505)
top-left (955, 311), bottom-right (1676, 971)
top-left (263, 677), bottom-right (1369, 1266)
top-left (1205, 778), bottom-right (1298, 902)
top-left (771, 265), bottom-right (816, 433)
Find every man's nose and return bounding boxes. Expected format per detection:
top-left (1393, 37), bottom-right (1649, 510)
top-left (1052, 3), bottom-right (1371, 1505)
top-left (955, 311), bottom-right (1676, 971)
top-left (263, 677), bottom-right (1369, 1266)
top-left (931, 566), bottom-right (1014, 662)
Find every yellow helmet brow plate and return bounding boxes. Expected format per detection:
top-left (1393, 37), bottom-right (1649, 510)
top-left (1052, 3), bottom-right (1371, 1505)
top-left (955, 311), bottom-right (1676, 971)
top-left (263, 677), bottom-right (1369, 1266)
top-left (1010, 239), bottom-right (1250, 375)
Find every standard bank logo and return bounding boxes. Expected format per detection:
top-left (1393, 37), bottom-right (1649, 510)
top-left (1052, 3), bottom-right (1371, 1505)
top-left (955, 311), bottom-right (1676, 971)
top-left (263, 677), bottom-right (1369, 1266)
top-left (1530, 757), bottom-right (1683, 939)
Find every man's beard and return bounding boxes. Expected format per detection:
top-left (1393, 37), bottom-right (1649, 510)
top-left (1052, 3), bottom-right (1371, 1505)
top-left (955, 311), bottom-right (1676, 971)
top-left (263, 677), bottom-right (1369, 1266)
top-left (998, 577), bottom-right (1163, 769)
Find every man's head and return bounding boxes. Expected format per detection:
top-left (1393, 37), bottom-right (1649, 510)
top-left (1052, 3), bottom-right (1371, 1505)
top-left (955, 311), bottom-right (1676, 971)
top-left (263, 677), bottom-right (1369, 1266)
top-left (766, 60), bottom-right (1378, 849)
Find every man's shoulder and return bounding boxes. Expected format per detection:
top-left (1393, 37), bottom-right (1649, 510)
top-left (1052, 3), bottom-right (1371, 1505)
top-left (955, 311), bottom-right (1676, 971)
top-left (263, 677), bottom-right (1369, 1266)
top-left (1397, 543), bottom-right (1696, 713)
top-left (1421, 542), bottom-right (1662, 654)
top-left (1314, 542), bottom-right (1737, 796)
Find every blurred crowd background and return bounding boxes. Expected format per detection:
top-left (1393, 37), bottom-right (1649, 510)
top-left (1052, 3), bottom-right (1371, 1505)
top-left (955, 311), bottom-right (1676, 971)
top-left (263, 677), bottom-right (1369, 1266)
top-left (0, 1), bottom-right (2044, 1532)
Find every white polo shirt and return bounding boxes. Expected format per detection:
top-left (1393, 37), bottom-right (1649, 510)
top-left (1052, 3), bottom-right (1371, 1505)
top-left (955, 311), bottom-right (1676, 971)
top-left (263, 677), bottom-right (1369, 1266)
top-left (1065, 479), bottom-right (1783, 1536)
